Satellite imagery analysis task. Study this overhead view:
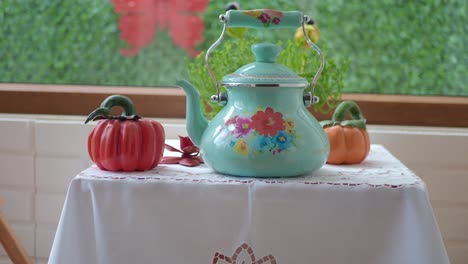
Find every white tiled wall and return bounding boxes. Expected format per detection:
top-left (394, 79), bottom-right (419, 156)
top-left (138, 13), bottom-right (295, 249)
top-left (0, 153), bottom-right (34, 188)
top-left (0, 119), bottom-right (36, 263)
top-left (0, 116), bottom-right (185, 263)
top-left (0, 117), bottom-right (467, 263)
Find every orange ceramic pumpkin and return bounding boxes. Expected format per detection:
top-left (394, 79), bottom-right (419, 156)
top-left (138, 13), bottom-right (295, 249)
top-left (85, 95), bottom-right (165, 172)
top-left (320, 101), bottom-right (370, 165)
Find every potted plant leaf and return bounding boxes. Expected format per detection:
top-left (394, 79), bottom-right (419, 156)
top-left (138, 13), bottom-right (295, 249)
top-left (186, 35), bottom-right (348, 120)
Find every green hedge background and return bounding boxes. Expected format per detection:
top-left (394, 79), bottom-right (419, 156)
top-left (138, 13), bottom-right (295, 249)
top-left (0, 0), bottom-right (466, 96)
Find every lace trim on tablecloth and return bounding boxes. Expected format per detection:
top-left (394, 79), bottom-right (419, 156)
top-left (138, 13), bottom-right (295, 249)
top-left (78, 145), bottom-right (423, 188)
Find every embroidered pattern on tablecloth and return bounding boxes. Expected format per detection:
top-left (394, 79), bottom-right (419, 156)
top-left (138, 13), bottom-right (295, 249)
top-left (212, 243), bottom-right (277, 264)
top-left (78, 145), bottom-right (423, 189)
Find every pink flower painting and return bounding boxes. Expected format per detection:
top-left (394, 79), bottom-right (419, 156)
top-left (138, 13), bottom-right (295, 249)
top-left (250, 107), bottom-right (285, 137)
top-left (223, 107), bottom-right (300, 156)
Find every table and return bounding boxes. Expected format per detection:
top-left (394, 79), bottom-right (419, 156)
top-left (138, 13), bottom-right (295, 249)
top-left (48, 145), bottom-right (449, 264)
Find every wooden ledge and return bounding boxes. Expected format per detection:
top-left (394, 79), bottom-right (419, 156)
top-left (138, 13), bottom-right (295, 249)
top-left (1, 83), bottom-right (467, 127)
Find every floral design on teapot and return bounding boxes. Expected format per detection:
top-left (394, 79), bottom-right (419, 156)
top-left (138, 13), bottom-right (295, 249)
top-left (224, 107), bottom-right (301, 156)
top-left (244, 9), bottom-right (283, 27)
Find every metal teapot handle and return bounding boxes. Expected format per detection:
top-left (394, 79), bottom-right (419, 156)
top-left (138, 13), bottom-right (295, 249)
top-left (206, 9), bottom-right (324, 106)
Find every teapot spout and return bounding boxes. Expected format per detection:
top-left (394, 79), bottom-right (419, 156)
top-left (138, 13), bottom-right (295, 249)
top-left (175, 79), bottom-right (208, 146)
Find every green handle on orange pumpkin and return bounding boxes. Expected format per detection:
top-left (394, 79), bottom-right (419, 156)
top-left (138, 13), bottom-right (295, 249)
top-left (85, 95), bottom-right (137, 124)
top-left (320, 101), bottom-right (367, 129)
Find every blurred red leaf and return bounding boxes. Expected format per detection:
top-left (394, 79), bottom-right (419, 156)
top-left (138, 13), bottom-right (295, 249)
top-left (161, 135), bottom-right (203, 167)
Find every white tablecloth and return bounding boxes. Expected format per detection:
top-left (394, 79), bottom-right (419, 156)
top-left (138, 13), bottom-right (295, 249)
top-left (49, 144), bottom-right (449, 264)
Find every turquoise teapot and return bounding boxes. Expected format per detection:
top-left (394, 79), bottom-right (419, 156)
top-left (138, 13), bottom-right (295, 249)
top-left (176, 9), bottom-right (329, 177)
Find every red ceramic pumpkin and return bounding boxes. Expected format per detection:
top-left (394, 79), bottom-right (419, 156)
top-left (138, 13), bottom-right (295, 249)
top-left (320, 101), bottom-right (370, 165)
top-left (85, 95), bottom-right (165, 171)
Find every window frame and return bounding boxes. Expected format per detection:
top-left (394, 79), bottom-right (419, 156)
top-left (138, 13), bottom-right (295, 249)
top-left (1, 83), bottom-right (467, 127)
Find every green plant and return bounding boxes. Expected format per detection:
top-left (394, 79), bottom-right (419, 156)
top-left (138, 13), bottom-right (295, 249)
top-left (2, 0), bottom-right (464, 96)
top-left (186, 37), bottom-right (348, 120)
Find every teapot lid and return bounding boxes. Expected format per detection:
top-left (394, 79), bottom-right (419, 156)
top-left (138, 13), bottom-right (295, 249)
top-left (221, 43), bottom-right (309, 88)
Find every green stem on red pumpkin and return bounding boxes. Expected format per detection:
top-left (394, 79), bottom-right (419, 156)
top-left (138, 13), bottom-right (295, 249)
top-left (85, 95), bottom-right (137, 124)
top-left (320, 101), bottom-right (366, 129)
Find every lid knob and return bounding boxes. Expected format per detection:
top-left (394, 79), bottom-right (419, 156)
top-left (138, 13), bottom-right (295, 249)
top-left (251, 43), bottom-right (282, 63)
